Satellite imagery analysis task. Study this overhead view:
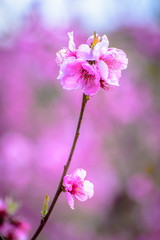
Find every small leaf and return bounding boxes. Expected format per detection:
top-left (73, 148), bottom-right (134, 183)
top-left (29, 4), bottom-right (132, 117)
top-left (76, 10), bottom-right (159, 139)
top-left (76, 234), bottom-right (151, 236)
top-left (6, 197), bottom-right (20, 215)
top-left (41, 194), bottom-right (49, 219)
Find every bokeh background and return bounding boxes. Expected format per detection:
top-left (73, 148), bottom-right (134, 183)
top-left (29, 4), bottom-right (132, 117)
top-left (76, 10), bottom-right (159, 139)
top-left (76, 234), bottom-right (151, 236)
top-left (0, 0), bottom-right (160, 239)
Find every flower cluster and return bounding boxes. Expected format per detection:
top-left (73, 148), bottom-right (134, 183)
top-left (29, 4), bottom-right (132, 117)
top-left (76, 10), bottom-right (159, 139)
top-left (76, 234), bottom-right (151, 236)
top-left (0, 199), bottom-right (30, 240)
top-left (56, 31), bottom-right (128, 97)
top-left (63, 169), bottom-right (94, 209)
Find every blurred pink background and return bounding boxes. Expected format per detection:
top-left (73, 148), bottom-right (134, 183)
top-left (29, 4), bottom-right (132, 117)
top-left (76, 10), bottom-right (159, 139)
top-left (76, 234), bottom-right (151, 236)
top-left (0, 1), bottom-right (160, 239)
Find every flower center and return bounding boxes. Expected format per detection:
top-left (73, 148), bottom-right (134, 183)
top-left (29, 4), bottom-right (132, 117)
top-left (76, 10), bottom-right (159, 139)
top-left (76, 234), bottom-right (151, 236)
top-left (70, 182), bottom-right (83, 195)
top-left (80, 69), bottom-right (94, 82)
top-left (87, 60), bottom-right (96, 65)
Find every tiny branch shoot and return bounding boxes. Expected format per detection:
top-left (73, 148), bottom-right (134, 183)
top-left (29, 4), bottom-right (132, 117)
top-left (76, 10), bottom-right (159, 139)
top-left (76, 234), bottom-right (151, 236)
top-left (41, 194), bottom-right (49, 219)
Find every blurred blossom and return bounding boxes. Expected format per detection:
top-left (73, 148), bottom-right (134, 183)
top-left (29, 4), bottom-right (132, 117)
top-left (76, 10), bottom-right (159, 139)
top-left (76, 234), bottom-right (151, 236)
top-left (127, 25), bottom-right (160, 59)
top-left (0, 132), bottom-right (34, 189)
top-left (136, 233), bottom-right (160, 240)
top-left (142, 192), bottom-right (160, 231)
top-left (0, 198), bottom-right (30, 240)
top-left (0, 221), bottom-right (30, 240)
top-left (126, 174), bottom-right (155, 203)
top-left (105, 78), bottom-right (152, 124)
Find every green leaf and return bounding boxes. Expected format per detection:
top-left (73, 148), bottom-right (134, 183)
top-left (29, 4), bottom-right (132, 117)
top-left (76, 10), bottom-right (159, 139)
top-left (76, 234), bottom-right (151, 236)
top-left (41, 194), bottom-right (49, 219)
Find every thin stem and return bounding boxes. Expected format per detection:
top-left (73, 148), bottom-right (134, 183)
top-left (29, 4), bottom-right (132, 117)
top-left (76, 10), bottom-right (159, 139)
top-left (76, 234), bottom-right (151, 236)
top-left (30, 93), bottom-right (88, 240)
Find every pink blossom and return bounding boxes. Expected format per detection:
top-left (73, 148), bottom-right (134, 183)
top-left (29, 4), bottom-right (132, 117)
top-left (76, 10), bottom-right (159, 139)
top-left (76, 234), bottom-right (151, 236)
top-left (0, 199), bottom-right (6, 212)
top-left (0, 198), bottom-right (30, 240)
top-left (99, 48), bottom-right (128, 89)
top-left (77, 34), bottom-right (128, 89)
top-left (58, 58), bottom-right (101, 97)
top-left (56, 31), bottom-right (128, 96)
top-left (0, 199), bottom-right (7, 220)
top-left (63, 169), bottom-right (94, 210)
top-left (0, 221), bottom-right (30, 240)
top-left (56, 31), bottom-right (76, 65)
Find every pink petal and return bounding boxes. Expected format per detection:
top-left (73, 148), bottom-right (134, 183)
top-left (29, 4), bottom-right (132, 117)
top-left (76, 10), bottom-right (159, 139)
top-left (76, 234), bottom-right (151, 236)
top-left (74, 189), bottom-right (88, 202)
top-left (55, 49), bottom-right (67, 65)
top-left (80, 63), bottom-right (101, 96)
top-left (66, 192), bottom-right (74, 210)
top-left (0, 199), bottom-right (6, 211)
top-left (82, 80), bottom-right (100, 97)
top-left (72, 168), bottom-right (87, 181)
top-left (66, 58), bottom-right (84, 75)
top-left (61, 75), bottom-right (81, 90)
top-left (77, 44), bottom-right (95, 60)
top-left (94, 38), bottom-right (109, 57)
top-left (74, 180), bottom-right (94, 201)
top-left (58, 58), bottom-right (84, 90)
top-left (100, 80), bottom-right (113, 91)
top-left (57, 70), bottom-right (64, 80)
top-left (57, 57), bottom-right (77, 79)
top-left (59, 57), bottom-right (82, 77)
top-left (101, 34), bottom-right (109, 45)
top-left (68, 31), bottom-right (75, 52)
top-left (83, 180), bottom-right (94, 199)
top-left (63, 175), bottom-right (73, 191)
top-left (105, 48), bottom-right (128, 71)
top-left (107, 71), bottom-right (120, 86)
top-left (81, 63), bottom-right (98, 78)
top-left (97, 60), bottom-right (108, 81)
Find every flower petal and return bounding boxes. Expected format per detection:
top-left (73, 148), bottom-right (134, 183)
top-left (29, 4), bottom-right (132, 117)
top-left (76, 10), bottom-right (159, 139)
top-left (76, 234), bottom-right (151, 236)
top-left (81, 63), bottom-right (98, 80)
top-left (68, 31), bottom-right (75, 52)
top-left (74, 180), bottom-right (94, 202)
top-left (72, 168), bottom-right (87, 181)
top-left (74, 189), bottom-right (88, 202)
top-left (58, 58), bottom-right (84, 90)
top-left (65, 58), bottom-right (84, 75)
top-left (59, 57), bottom-right (81, 77)
top-left (77, 44), bottom-right (95, 60)
top-left (104, 48), bottom-right (128, 71)
top-left (66, 192), bottom-right (74, 210)
top-left (61, 74), bottom-right (81, 90)
top-left (97, 60), bottom-right (108, 81)
top-left (82, 80), bottom-right (100, 97)
top-left (94, 38), bottom-right (109, 57)
top-left (63, 175), bottom-right (74, 191)
top-left (107, 71), bottom-right (120, 86)
top-left (83, 180), bottom-right (94, 199)
top-left (80, 63), bottom-right (101, 97)
top-left (101, 34), bottom-right (109, 45)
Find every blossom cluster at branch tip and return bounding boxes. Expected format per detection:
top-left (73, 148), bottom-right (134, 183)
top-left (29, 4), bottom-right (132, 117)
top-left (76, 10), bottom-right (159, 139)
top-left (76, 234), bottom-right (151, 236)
top-left (63, 169), bottom-right (94, 210)
top-left (0, 198), bottom-right (30, 240)
top-left (56, 31), bottom-right (128, 97)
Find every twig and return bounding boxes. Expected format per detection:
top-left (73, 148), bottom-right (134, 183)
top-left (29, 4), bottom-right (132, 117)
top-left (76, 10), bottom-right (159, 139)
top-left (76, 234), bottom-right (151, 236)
top-left (30, 93), bottom-right (89, 240)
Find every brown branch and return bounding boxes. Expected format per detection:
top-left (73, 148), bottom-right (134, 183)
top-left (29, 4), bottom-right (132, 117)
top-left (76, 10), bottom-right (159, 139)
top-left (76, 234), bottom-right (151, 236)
top-left (30, 93), bottom-right (89, 240)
